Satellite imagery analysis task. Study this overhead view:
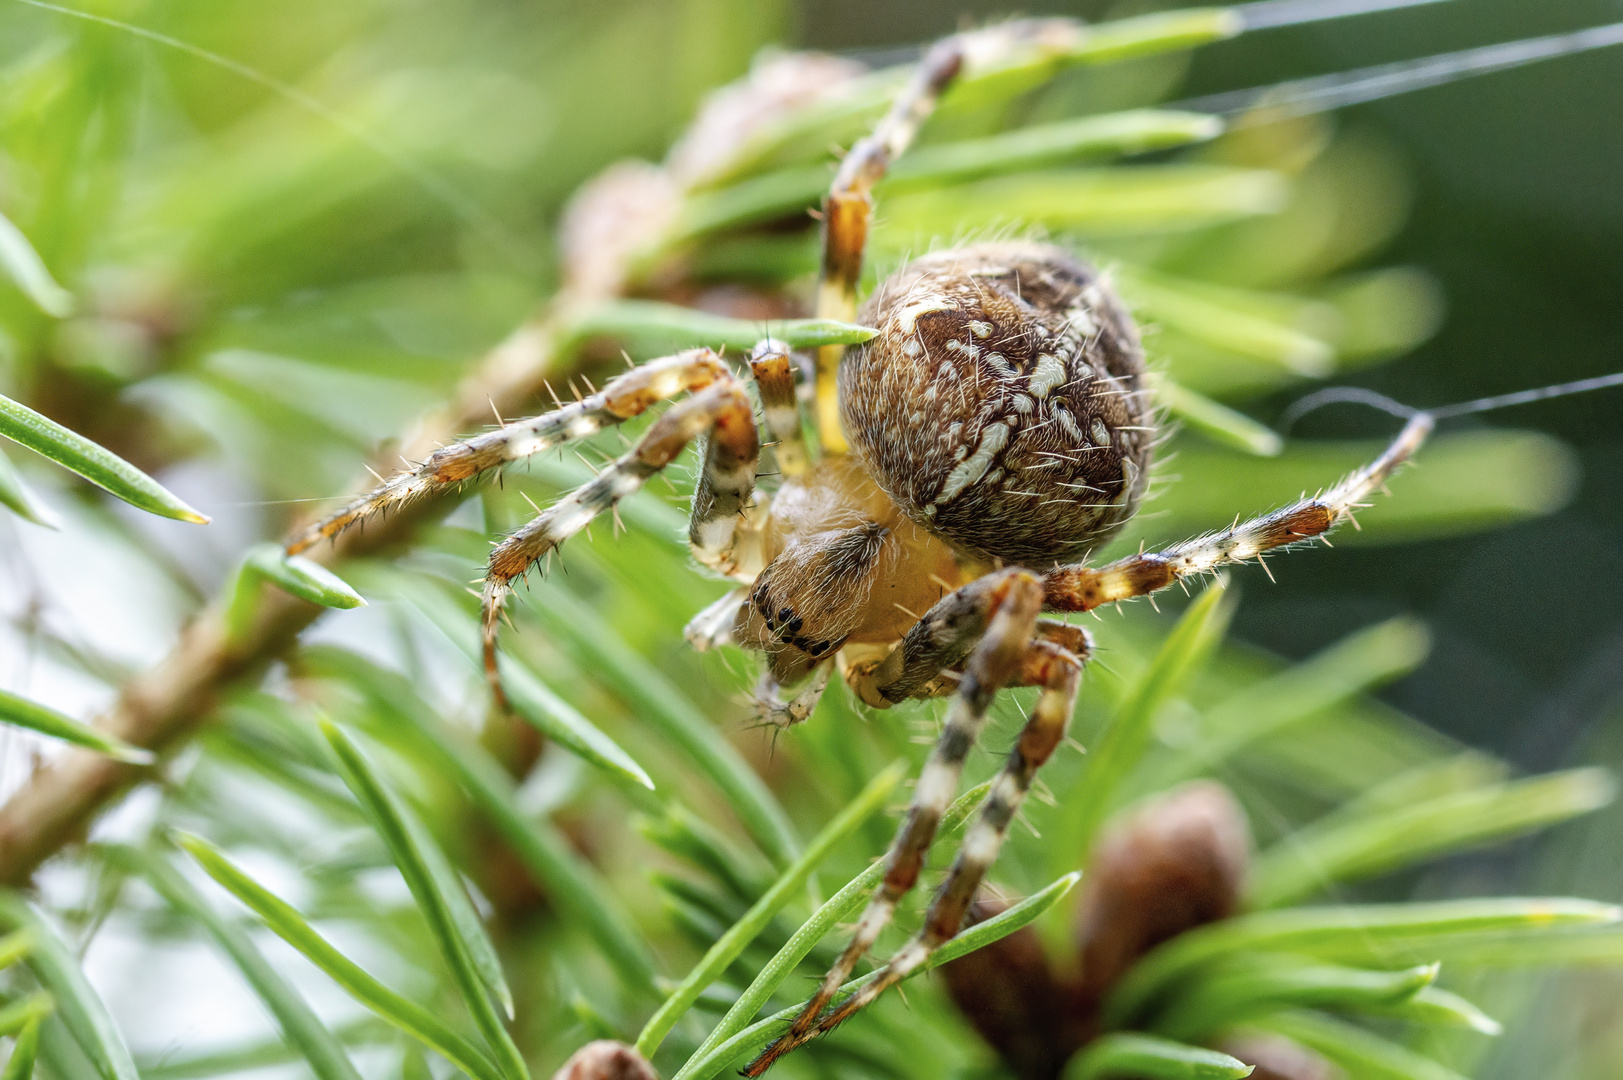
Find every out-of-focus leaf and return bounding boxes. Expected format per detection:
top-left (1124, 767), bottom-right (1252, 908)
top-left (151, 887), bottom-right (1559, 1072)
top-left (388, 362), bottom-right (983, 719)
top-left (1251, 768), bottom-right (1615, 907)
top-left (636, 760), bottom-right (905, 1058)
top-left (676, 110), bottom-right (1224, 240)
top-left (1125, 268), bottom-right (1335, 375)
top-left (1152, 375), bottom-right (1283, 455)
top-left (243, 544), bottom-right (365, 608)
top-left (0, 395), bottom-right (208, 524)
top-left (1340, 924), bottom-right (1623, 968)
top-left (565, 302), bottom-right (874, 354)
top-left (1059, 578), bottom-right (1235, 866)
top-left (676, 870), bottom-right (1083, 1080)
top-left (118, 846), bottom-right (363, 1080)
top-left (716, 8), bottom-right (1240, 183)
top-left (0, 995), bottom-right (53, 1038)
top-left (0, 895), bottom-right (137, 1080)
top-left (1265, 1009), bottom-right (1470, 1080)
top-left (298, 646), bottom-right (660, 995)
top-left (1151, 957), bottom-right (1438, 1041)
top-left (893, 110), bottom-right (1225, 189)
top-left (0, 210), bottom-right (74, 317)
top-left (500, 658), bottom-right (654, 791)
top-left (134, 1020), bottom-right (395, 1080)
top-left (1106, 897), bottom-right (1623, 1024)
top-left (0, 689), bottom-right (153, 765)
top-left (878, 167), bottom-right (1288, 242)
top-left (1317, 266), bottom-right (1445, 365)
top-left (35, 1014), bottom-right (97, 1080)
top-left (1338, 754), bottom-right (1509, 818)
top-left (639, 806), bottom-right (773, 903)
top-left (676, 779), bottom-right (996, 1079)
top-left (225, 544), bottom-right (365, 642)
top-left (319, 721), bottom-right (528, 1080)
top-left (0, 930), bottom-right (32, 970)
top-left (1067, 1034), bottom-right (1254, 1080)
top-left (1145, 616), bottom-right (1430, 790)
top-left (1067, 8), bottom-right (1241, 64)
top-left (2, 1017), bottom-right (43, 1080)
top-left (1367, 986), bottom-right (1502, 1035)
top-left (528, 582), bottom-right (800, 868)
top-left (0, 448), bottom-right (60, 529)
top-left (175, 832), bottom-right (504, 1080)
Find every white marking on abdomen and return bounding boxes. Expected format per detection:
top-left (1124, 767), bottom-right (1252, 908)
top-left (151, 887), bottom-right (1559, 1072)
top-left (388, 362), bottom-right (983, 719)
top-left (936, 422), bottom-right (1010, 504)
top-left (893, 296), bottom-right (955, 334)
top-left (1029, 354), bottom-right (1066, 399)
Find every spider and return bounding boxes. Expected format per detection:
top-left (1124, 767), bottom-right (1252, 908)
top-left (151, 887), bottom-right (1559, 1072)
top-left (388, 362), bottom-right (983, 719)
top-left (285, 26), bottom-right (1436, 1073)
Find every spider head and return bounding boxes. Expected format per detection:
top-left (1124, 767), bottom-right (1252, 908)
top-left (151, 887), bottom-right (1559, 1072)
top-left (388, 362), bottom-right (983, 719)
top-left (838, 242), bottom-right (1155, 568)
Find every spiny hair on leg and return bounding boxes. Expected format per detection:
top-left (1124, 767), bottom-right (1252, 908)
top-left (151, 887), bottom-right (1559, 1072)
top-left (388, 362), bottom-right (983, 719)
top-left (285, 349), bottom-right (731, 555)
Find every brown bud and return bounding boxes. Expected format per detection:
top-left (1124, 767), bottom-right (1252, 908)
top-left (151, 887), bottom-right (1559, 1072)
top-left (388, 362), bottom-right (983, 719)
top-left (550, 1041), bottom-right (659, 1080)
top-left (558, 161), bottom-right (682, 302)
top-left (665, 51), bottom-right (867, 188)
top-left (1219, 1034), bottom-right (1344, 1080)
top-left (1075, 781), bottom-right (1250, 1002)
top-left (939, 897), bottom-right (1088, 1080)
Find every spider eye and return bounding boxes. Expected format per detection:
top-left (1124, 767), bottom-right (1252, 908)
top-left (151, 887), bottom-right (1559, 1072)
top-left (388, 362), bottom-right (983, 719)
top-left (838, 241), bottom-right (1155, 568)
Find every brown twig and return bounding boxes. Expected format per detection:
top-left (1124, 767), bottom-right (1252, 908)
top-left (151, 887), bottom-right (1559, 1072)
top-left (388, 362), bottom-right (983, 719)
top-left (0, 318), bottom-right (562, 884)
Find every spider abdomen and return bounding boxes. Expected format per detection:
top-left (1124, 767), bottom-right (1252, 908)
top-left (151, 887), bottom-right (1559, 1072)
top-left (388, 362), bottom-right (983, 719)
top-left (839, 242), bottom-right (1154, 568)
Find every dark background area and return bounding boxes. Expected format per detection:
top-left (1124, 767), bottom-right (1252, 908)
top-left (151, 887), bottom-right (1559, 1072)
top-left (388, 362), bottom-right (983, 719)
top-left (798, 0), bottom-right (1623, 774)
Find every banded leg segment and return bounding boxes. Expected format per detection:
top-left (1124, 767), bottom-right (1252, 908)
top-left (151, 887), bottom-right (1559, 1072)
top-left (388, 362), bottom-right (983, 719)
top-left (802, 637), bottom-right (1087, 1043)
top-left (687, 379), bottom-right (764, 577)
top-left (285, 349), bottom-right (730, 554)
top-left (849, 571), bottom-right (1022, 708)
top-left (814, 38), bottom-right (966, 450)
top-left (745, 569), bottom-right (1043, 1076)
top-left (1044, 414), bottom-right (1434, 612)
top-left (754, 661), bottom-right (834, 729)
top-left (481, 378), bottom-right (758, 705)
top-left (749, 339), bottom-right (809, 478)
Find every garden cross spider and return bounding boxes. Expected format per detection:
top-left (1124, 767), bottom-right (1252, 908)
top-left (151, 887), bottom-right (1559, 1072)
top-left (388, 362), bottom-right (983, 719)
top-left (286, 23), bottom-right (1435, 1072)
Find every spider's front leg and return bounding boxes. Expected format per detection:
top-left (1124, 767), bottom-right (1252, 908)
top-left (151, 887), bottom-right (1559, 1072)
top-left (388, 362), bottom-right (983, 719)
top-left (480, 371), bottom-right (759, 707)
top-left (1044, 413), bottom-right (1434, 613)
top-left (748, 568), bottom-right (1090, 1073)
top-left (284, 348), bottom-right (734, 555)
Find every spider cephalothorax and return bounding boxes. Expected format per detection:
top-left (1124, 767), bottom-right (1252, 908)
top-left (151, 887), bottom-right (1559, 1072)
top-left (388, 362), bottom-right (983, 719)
top-left (842, 242), bottom-right (1153, 567)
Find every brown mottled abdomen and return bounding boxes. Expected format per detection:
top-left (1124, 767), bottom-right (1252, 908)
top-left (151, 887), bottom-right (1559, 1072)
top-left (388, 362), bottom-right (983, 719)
top-left (839, 242), bottom-right (1153, 568)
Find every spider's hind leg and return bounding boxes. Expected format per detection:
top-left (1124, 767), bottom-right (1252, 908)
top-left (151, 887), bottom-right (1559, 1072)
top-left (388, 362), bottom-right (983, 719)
top-left (745, 567), bottom-right (1051, 1074)
top-left (808, 634), bottom-right (1085, 1040)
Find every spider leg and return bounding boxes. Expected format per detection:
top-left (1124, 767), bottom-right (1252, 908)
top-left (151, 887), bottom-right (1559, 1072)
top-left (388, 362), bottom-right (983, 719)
top-left (285, 348), bottom-right (731, 554)
top-left (481, 377), bottom-right (758, 706)
top-left (753, 661), bottom-right (834, 729)
top-left (684, 588), bottom-right (748, 651)
top-left (749, 339), bottom-right (810, 478)
top-left (797, 635), bottom-right (1086, 1049)
top-left (745, 568), bottom-right (1043, 1075)
top-left (1045, 414), bottom-right (1434, 612)
top-left (847, 570), bottom-right (1024, 707)
top-left (813, 37), bottom-right (966, 449)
